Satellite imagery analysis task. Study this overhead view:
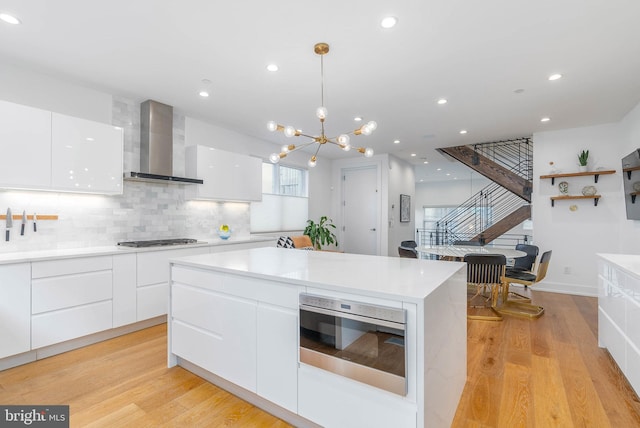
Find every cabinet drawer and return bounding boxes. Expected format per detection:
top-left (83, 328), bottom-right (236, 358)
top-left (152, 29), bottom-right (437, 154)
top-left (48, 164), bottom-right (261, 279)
top-left (32, 256), bottom-right (112, 279)
top-left (32, 301), bottom-right (112, 349)
top-left (171, 266), bottom-right (299, 308)
top-left (32, 270), bottom-right (112, 314)
top-left (171, 283), bottom-right (254, 335)
top-left (171, 319), bottom-right (256, 392)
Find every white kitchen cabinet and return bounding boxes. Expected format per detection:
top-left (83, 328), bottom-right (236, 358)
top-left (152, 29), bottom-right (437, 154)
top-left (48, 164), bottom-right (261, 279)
top-left (0, 264), bottom-right (31, 359)
top-left (136, 247), bottom-right (209, 321)
top-left (169, 265), bottom-right (300, 403)
top-left (171, 283), bottom-right (257, 391)
top-left (256, 303), bottom-right (298, 413)
top-left (112, 253), bottom-right (137, 327)
top-left (31, 256), bottom-right (114, 349)
top-left (0, 100), bottom-right (52, 190)
top-left (51, 112), bottom-right (123, 194)
top-left (185, 145), bottom-right (262, 201)
top-left (598, 254), bottom-right (640, 395)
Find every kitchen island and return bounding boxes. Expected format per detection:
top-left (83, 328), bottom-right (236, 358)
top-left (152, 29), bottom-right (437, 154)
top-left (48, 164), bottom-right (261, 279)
top-left (168, 247), bottom-right (467, 428)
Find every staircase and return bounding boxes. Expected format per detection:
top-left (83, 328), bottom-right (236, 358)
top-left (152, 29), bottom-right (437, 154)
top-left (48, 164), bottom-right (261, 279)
top-left (433, 138), bottom-right (533, 245)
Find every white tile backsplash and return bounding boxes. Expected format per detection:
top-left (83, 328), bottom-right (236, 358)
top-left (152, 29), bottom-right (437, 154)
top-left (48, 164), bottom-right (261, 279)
top-left (0, 97), bottom-right (251, 253)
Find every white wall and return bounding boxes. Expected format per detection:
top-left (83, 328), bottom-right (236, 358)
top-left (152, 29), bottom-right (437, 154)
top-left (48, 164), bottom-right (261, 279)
top-left (0, 62), bottom-right (112, 123)
top-left (532, 121), bottom-right (628, 296)
top-left (414, 173), bottom-right (491, 229)
top-left (617, 102), bottom-right (640, 254)
top-left (387, 155), bottom-right (416, 256)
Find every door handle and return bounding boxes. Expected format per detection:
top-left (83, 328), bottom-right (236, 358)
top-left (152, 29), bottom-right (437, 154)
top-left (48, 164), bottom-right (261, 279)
top-left (370, 228), bottom-right (376, 231)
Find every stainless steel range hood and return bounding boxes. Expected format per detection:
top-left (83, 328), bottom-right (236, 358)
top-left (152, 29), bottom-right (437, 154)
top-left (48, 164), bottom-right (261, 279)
top-left (125, 100), bottom-right (203, 184)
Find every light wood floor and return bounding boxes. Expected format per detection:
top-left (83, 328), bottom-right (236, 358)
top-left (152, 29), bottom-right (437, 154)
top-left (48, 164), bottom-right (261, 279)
top-left (1, 291), bottom-right (639, 427)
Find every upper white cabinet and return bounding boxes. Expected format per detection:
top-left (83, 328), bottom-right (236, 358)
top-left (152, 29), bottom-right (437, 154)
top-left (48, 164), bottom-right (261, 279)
top-left (0, 99), bottom-right (123, 195)
top-left (51, 113), bottom-right (123, 194)
top-left (185, 145), bottom-right (262, 201)
top-left (0, 100), bottom-right (52, 190)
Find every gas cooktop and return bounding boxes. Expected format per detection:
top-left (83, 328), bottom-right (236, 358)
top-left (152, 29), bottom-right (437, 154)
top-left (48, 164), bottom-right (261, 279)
top-left (117, 238), bottom-right (199, 248)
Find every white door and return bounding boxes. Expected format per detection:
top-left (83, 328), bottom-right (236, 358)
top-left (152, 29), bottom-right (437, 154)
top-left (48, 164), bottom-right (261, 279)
top-left (342, 166), bottom-right (378, 255)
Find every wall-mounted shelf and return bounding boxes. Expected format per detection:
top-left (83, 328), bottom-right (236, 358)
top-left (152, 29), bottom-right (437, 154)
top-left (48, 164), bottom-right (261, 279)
top-left (0, 214), bottom-right (58, 221)
top-left (540, 170), bottom-right (616, 185)
top-left (550, 195), bottom-right (601, 207)
top-left (623, 166), bottom-right (640, 180)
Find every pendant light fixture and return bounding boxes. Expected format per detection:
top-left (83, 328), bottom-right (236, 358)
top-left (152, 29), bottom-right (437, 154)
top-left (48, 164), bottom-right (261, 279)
top-left (268, 43), bottom-right (376, 168)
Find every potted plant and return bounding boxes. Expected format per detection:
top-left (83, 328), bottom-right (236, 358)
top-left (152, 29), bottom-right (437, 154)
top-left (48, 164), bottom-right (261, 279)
top-left (304, 216), bottom-right (338, 250)
top-left (578, 150), bottom-right (589, 172)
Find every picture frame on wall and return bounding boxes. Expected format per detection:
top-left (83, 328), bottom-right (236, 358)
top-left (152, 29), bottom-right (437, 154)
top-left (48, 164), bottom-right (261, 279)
top-left (400, 194), bottom-right (410, 222)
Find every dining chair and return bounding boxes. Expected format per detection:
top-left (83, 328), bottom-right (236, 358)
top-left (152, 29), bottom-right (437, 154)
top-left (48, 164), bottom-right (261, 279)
top-left (400, 240), bottom-right (417, 249)
top-left (497, 250), bottom-right (551, 319)
top-left (506, 244), bottom-right (539, 276)
top-left (398, 246), bottom-right (418, 258)
top-left (464, 254), bottom-right (507, 321)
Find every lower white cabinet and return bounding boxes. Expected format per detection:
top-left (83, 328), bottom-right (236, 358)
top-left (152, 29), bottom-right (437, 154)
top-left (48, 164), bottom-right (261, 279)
top-left (298, 365), bottom-right (416, 428)
top-left (171, 283), bottom-right (257, 391)
top-left (31, 256), bottom-right (114, 349)
top-left (136, 247), bottom-right (209, 321)
top-left (598, 255), bottom-right (640, 395)
top-left (0, 264), bottom-right (31, 359)
top-left (169, 265), bottom-right (299, 410)
top-left (256, 303), bottom-right (298, 412)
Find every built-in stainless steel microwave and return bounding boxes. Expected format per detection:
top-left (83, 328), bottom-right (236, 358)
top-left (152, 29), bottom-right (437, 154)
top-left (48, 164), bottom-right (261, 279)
top-left (299, 293), bottom-right (407, 396)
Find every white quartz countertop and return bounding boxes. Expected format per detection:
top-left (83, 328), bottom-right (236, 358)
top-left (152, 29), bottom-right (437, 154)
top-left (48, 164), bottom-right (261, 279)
top-left (170, 247), bottom-right (466, 302)
top-left (0, 235), bottom-right (275, 265)
top-left (598, 253), bottom-right (640, 278)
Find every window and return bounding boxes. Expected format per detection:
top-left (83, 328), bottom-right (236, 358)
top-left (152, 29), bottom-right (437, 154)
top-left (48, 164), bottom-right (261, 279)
top-left (262, 163), bottom-right (308, 197)
top-left (252, 162), bottom-right (309, 232)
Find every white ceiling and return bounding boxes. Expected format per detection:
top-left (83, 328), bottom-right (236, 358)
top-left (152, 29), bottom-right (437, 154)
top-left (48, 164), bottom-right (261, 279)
top-left (1, 0), bottom-right (640, 182)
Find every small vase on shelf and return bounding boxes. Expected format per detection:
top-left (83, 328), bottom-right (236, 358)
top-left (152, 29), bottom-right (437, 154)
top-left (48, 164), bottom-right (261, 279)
top-left (579, 165), bottom-right (588, 172)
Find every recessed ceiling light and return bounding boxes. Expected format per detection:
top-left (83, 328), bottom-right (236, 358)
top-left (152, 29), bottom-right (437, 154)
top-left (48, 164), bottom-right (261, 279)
top-left (540, 117), bottom-right (551, 122)
top-left (419, 179), bottom-right (424, 182)
top-left (266, 64), bottom-right (278, 72)
top-left (199, 91), bottom-right (210, 98)
top-left (380, 16), bottom-right (398, 29)
top-left (354, 116), bottom-right (363, 122)
top-left (393, 139), bottom-right (400, 144)
top-left (423, 161), bottom-right (428, 164)
top-left (410, 153), bottom-right (416, 157)
top-left (437, 168), bottom-right (442, 171)
top-left (0, 13), bottom-right (21, 25)
top-left (446, 173), bottom-right (450, 176)
top-left (459, 130), bottom-right (467, 134)
top-left (437, 98), bottom-right (448, 105)
top-left (548, 73), bottom-right (563, 81)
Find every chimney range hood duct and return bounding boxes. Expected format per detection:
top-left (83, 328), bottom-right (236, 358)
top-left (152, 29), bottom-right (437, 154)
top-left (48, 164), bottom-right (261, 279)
top-left (125, 100), bottom-right (203, 184)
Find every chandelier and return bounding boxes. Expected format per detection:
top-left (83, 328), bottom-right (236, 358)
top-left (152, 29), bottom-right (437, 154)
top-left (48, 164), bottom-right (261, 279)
top-left (268, 42), bottom-right (376, 168)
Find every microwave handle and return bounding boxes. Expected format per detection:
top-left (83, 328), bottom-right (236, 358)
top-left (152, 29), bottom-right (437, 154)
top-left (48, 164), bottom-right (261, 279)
top-left (300, 304), bottom-right (405, 331)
